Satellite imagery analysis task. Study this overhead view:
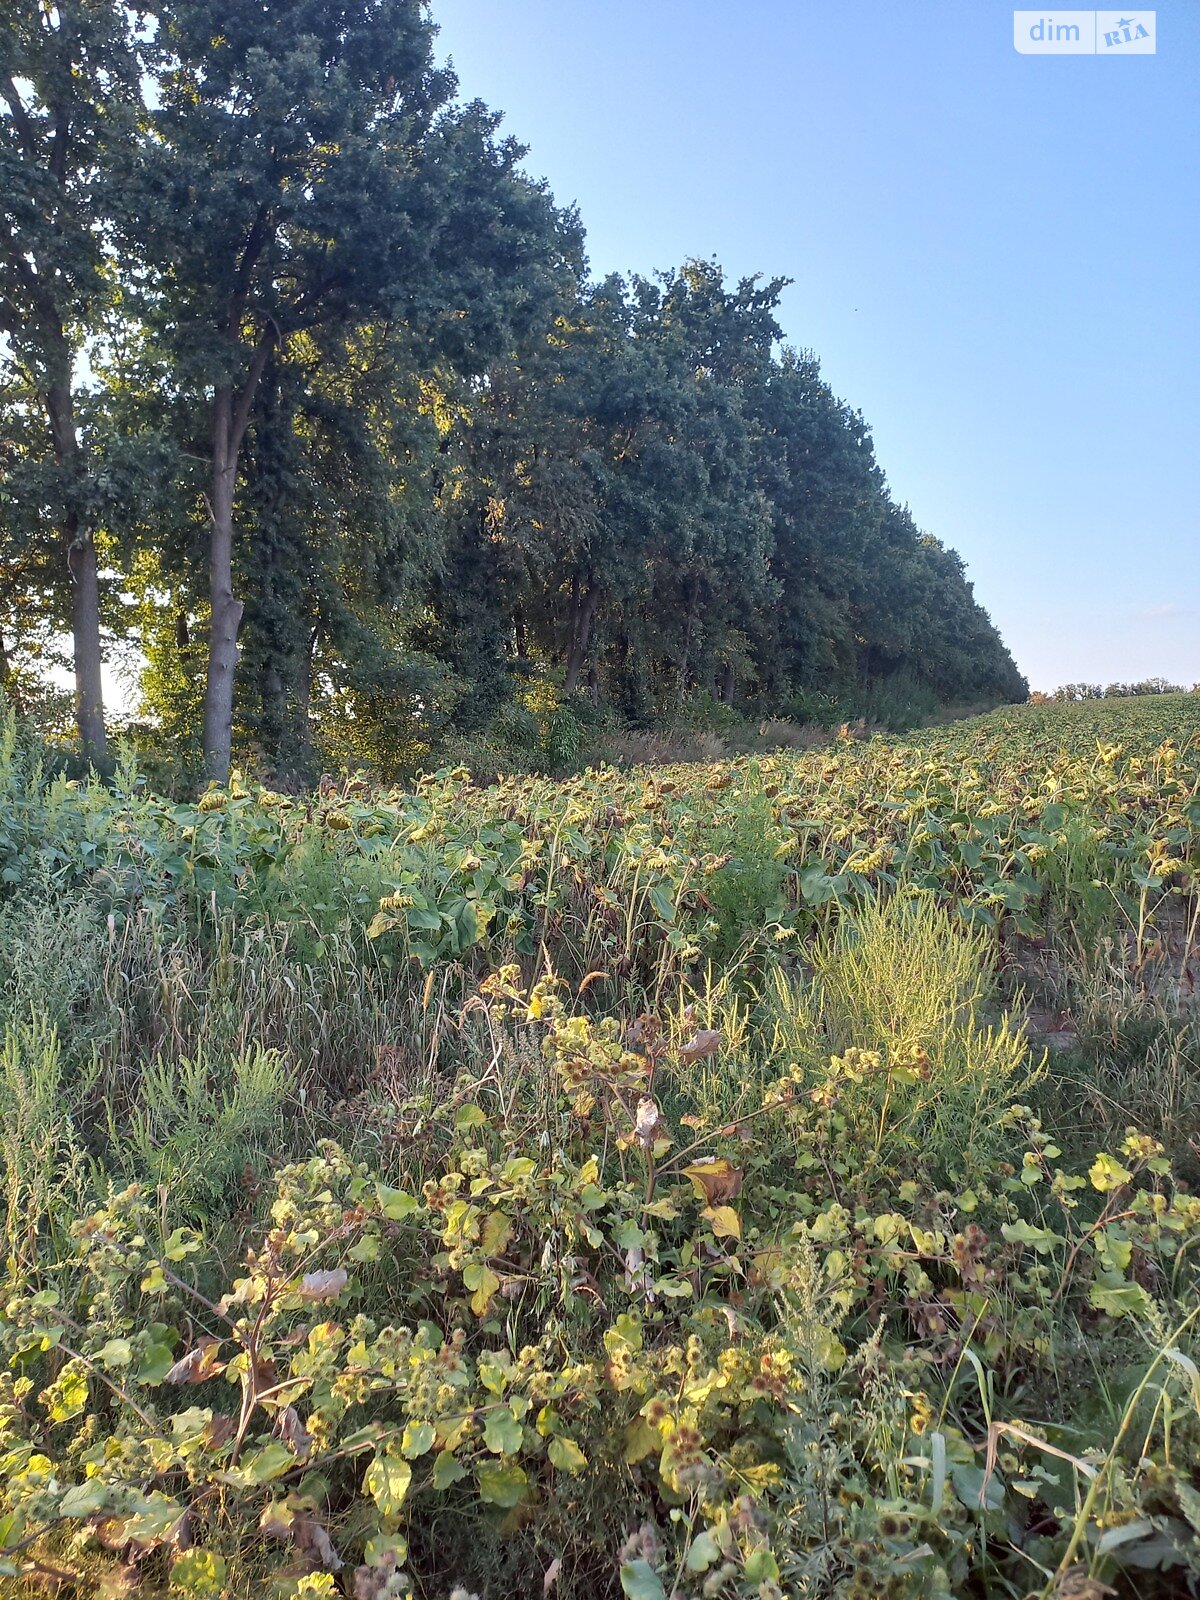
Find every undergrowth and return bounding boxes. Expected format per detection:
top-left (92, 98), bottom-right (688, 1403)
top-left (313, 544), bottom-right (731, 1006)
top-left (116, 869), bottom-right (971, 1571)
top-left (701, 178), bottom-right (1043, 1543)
top-left (0, 695), bottom-right (1198, 1598)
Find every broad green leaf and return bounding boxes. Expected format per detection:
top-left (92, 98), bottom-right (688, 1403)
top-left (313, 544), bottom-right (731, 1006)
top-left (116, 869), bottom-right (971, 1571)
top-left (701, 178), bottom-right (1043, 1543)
top-left (376, 1184), bottom-right (419, 1220)
top-left (1088, 1276), bottom-right (1151, 1317)
top-left (98, 1337), bottom-right (133, 1369)
top-left (647, 884), bottom-right (675, 923)
top-left (743, 1549), bottom-right (780, 1583)
top-left (685, 1531), bottom-right (720, 1572)
top-left (547, 1436), bottom-right (587, 1474)
top-left (476, 1462), bottom-right (528, 1508)
top-left (137, 1341), bottom-right (177, 1385)
top-left (1001, 1219), bottom-right (1061, 1254)
top-left (58, 1480), bottom-right (111, 1518)
top-left (483, 1406), bottom-right (523, 1455)
top-left (239, 1441), bottom-right (296, 1485)
top-left (120, 1493), bottom-right (185, 1545)
top-left (950, 1462), bottom-right (1005, 1511)
top-left (401, 1421), bottom-right (436, 1459)
top-left (619, 1559), bottom-right (666, 1600)
top-left (433, 1450), bottom-right (467, 1490)
top-left (364, 1453), bottom-right (413, 1516)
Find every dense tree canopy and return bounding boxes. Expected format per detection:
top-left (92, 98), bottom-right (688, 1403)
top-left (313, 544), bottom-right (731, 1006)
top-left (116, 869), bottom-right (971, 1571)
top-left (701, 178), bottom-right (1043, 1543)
top-left (1, 0), bottom-right (1026, 785)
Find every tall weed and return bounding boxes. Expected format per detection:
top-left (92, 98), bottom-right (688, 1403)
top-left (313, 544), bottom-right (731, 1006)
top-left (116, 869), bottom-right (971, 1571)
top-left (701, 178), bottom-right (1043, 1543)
top-left (0, 1017), bottom-right (92, 1267)
top-left (115, 1043), bottom-right (292, 1210)
top-left (767, 894), bottom-right (1037, 1182)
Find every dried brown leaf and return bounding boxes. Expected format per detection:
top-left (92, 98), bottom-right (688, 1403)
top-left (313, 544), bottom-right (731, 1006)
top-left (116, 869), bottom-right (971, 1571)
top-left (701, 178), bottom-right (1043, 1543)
top-left (634, 1096), bottom-right (662, 1150)
top-left (678, 1028), bottom-right (722, 1064)
top-left (275, 1404), bottom-right (314, 1461)
top-left (1055, 1568), bottom-right (1116, 1600)
top-left (202, 1412), bottom-right (236, 1451)
top-left (163, 1336), bottom-right (224, 1385)
top-left (681, 1158), bottom-right (744, 1205)
top-left (294, 1514), bottom-right (343, 1572)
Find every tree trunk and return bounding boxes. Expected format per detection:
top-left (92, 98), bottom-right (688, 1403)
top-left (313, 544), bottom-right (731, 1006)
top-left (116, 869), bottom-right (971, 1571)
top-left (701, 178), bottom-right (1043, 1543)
top-left (296, 626), bottom-right (317, 728)
top-left (676, 578), bottom-right (700, 705)
top-left (720, 660), bottom-right (735, 703)
top-left (0, 628), bottom-right (19, 713)
top-left (66, 510), bottom-right (106, 764)
top-left (563, 578), bottom-right (598, 696)
top-left (202, 385), bottom-right (243, 782)
top-left (46, 365), bottom-right (107, 768)
top-left (201, 328), bottom-right (275, 784)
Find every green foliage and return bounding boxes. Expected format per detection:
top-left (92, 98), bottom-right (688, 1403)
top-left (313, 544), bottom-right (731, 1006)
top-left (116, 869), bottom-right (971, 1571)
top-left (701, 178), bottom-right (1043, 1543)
top-left (4, 996), bottom-right (1200, 1596)
top-left (0, 1015), bottom-right (92, 1270)
top-left (5, 9), bottom-right (1025, 781)
top-left (0, 695), bottom-right (1197, 1596)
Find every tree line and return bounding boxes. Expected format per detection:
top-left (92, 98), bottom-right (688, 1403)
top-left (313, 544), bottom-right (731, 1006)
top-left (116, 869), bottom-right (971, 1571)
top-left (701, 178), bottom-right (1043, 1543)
top-left (1, 0), bottom-right (1027, 786)
top-left (1046, 680), bottom-right (1196, 701)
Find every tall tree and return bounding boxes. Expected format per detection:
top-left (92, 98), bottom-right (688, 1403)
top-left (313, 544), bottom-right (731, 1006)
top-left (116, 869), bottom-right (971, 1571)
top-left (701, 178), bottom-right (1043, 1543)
top-left (0, 0), bottom-right (142, 765)
top-left (133, 0), bottom-right (573, 780)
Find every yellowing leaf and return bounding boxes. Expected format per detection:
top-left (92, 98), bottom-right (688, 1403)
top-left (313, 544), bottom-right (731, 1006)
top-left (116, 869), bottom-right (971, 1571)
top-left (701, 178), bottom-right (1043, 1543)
top-left (547, 1436), bottom-right (587, 1474)
top-left (364, 1453), bottom-right (412, 1516)
top-left (623, 1417), bottom-right (659, 1463)
top-left (463, 1262), bottom-right (501, 1315)
top-left (170, 1549), bottom-right (227, 1597)
top-left (476, 1462), bottom-right (528, 1508)
top-left (481, 1211), bottom-right (514, 1257)
top-left (401, 1421), bottom-right (436, 1458)
top-left (702, 1204), bottom-right (741, 1240)
top-left (1089, 1153), bottom-right (1133, 1193)
top-left (47, 1364), bottom-right (88, 1422)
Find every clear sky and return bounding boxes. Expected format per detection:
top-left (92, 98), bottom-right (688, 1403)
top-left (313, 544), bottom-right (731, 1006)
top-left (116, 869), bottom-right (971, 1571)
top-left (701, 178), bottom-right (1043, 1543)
top-left (432, 1), bottom-right (1199, 693)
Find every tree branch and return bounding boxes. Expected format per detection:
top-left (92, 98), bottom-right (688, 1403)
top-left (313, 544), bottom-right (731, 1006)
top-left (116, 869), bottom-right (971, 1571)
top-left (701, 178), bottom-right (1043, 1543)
top-left (0, 76), bottom-right (40, 159)
top-left (229, 323), bottom-right (278, 454)
top-left (49, 100), bottom-right (71, 186)
top-left (229, 201), bottom-right (273, 325)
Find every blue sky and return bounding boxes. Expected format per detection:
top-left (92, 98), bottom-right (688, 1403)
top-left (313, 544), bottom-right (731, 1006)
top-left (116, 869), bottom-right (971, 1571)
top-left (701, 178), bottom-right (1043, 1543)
top-left (432, 1), bottom-right (1199, 693)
